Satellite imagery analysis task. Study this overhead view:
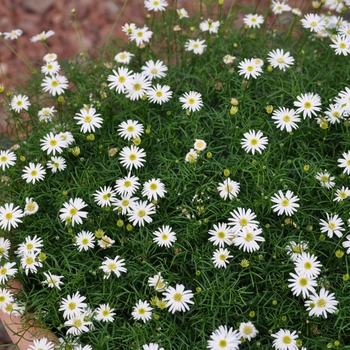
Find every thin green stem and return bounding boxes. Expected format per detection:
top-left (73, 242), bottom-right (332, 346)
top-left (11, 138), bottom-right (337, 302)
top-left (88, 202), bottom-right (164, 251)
top-left (103, 0), bottom-right (130, 58)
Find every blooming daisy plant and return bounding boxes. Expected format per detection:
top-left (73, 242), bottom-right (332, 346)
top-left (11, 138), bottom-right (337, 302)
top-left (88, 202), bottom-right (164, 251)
top-left (1, 1), bottom-right (350, 349)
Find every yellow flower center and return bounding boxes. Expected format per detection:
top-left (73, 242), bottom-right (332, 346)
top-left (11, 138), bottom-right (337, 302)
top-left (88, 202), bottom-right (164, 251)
top-left (217, 231), bottom-right (225, 239)
top-left (304, 102), bottom-right (311, 108)
top-left (219, 253), bottom-right (227, 261)
top-left (277, 57), bottom-right (284, 63)
top-left (340, 42), bottom-right (346, 49)
top-left (247, 65), bottom-right (254, 71)
top-left (150, 183), bottom-right (158, 191)
top-left (68, 302), bottom-right (76, 310)
top-left (138, 210), bottom-right (146, 218)
top-left (0, 268), bottom-right (7, 275)
top-left (156, 91), bottom-right (163, 97)
top-left (50, 139), bottom-right (57, 146)
top-left (17, 101), bottom-right (23, 106)
top-left (299, 277), bottom-right (308, 287)
top-left (340, 192), bottom-right (347, 199)
top-left (251, 18), bottom-right (257, 22)
top-left (30, 170), bottom-right (38, 177)
top-left (5, 213), bottom-right (12, 220)
top-left (102, 310), bottom-right (110, 316)
top-left (282, 335), bottom-right (292, 344)
top-left (82, 238), bottom-right (89, 245)
top-left (0, 156), bottom-right (7, 162)
top-left (240, 218), bottom-right (248, 227)
top-left (69, 208), bottom-right (77, 216)
top-left (127, 126), bottom-right (135, 132)
top-left (151, 68), bottom-right (158, 74)
top-left (120, 53), bottom-right (127, 59)
top-left (137, 32), bottom-right (143, 37)
top-left (316, 298), bottom-right (326, 308)
top-left (293, 245), bottom-right (302, 254)
top-left (0, 296), bottom-right (5, 302)
top-left (173, 292), bottom-right (183, 302)
top-left (321, 175), bottom-right (329, 182)
top-left (219, 340), bottom-right (227, 348)
top-left (26, 203), bottom-right (36, 212)
top-left (244, 232), bottom-right (253, 242)
top-left (51, 80), bottom-right (59, 87)
top-left (250, 138), bottom-right (258, 145)
top-left (281, 199), bottom-right (289, 206)
top-left (129, 154), bottom-right (137, 161)
top-left (121, 199), bottom-right (129, 207)
top-left (84, 116), bottom-right (92, 123)
top-left (193, 43), bottom-right (199, 49)
top-left (25, 257), bottom-right (34, 265)
top-left (108, 263), bottom-right (116, 271)
top-left (26, 243), bottom-right (33, 250)
top-left (304, 262), bottom-right (312, 269)
top-left (328, 222), bottom-right (336, 230)
top-left (124, 180), bottom-right (131, 187)
top-left (134, 83), bottom-right (141, 91)
top-left (283, 115), bottom-right (290, 122)
top-left (102, 194), bottom-right (109, 201)
top-left (119, 76), bottom-right (126, 83)
top-left (188, 98), bottom-right (195, 105)
top-left (243, 325), bottom-right (253, 335)
top-left (310, 21), bottom-right (317, 27)
top-left (138, 307), bottom-right (146, 314)
top-left (72, 319), bottom-right (82, 328)
top-left (161, 234), bottom-right (168, 241)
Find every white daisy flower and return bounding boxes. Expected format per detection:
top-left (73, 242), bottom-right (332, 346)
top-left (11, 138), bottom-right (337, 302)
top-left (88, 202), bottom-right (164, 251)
top-left (93, 186), bottom-right (117, 207)
top-left (237, 58), bottom-right (263, 79)
top-left (233, 226), bottom-right (265, 252)
top-left (131, 300), bottom-right (153, 322)
top-left (207, 325), bottom-right (240, 350)
top-left (271, 190), bottom-right (300, 216)
top-left (10, 94), bottom-right (30, 113)
top-left (59, 197), bottom-right (88, 227)
top-left (41, 74), bottom-right (69, 96)
top-left (319, 213), bottom-right (345, 238)
top-left (304, 288), bottom-right (338, 318)
top-left (243, 14), bottom-right (264, 28)
top-left (179, 91), bottom-right (203, 112)
top-left (212, 248), bottom-right (233, 268)
top-left (153, 225), bottom-right (177, 247)
top-left (40, 132), bottom-right (66, 155)
top-left (114, 51), bottom-right (134, 64)
top-left (0, 150), bottom-right (17, 171)
top-left (241, 130), bottom-right (268, 155)
top-left (119, 145), bottom-right (146, 170)
top-left (217, 178), bottom-right (240, 200)
top-left (75, 231), bottom-right (95, 251)
top-left (199, 18), bottom-right (220, 33)
top-left (74, 106), bottom-right (103, 133)
top-left (162, 284), bottom-right (194, 313)
top-left (42, 271), bottom-right (64, 290)
top-left (95, 303), bottom-right (116, 322)
top-left (107, 67), bottom-right (134, 93)
top-left (99, 255), bottom-right (127, 279)
top-left (208, 222), bottom-right (234, 247)
top-left (118, 120), bottom-right (144, 141)
top-left (47, 156), bottom-right (67, 173)
top-left (185, 39), bottom-right (207, 55)
top-left (142, 178), bottom-right (167, 201)
top-left (127, 200), bottom-right (156, 227)
top-left (293, 92), bottom-right (322, 118)
top-left (146, 84), bottom-right (173, 104)
top-left (141, 59), bottom-right (168, 80)
top-left (271, 328), bottom-right (298, 350)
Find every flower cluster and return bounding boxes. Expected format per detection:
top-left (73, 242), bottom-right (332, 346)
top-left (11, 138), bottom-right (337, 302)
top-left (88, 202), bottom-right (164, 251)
top-left (1, 0), bottom-right (350, 349)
